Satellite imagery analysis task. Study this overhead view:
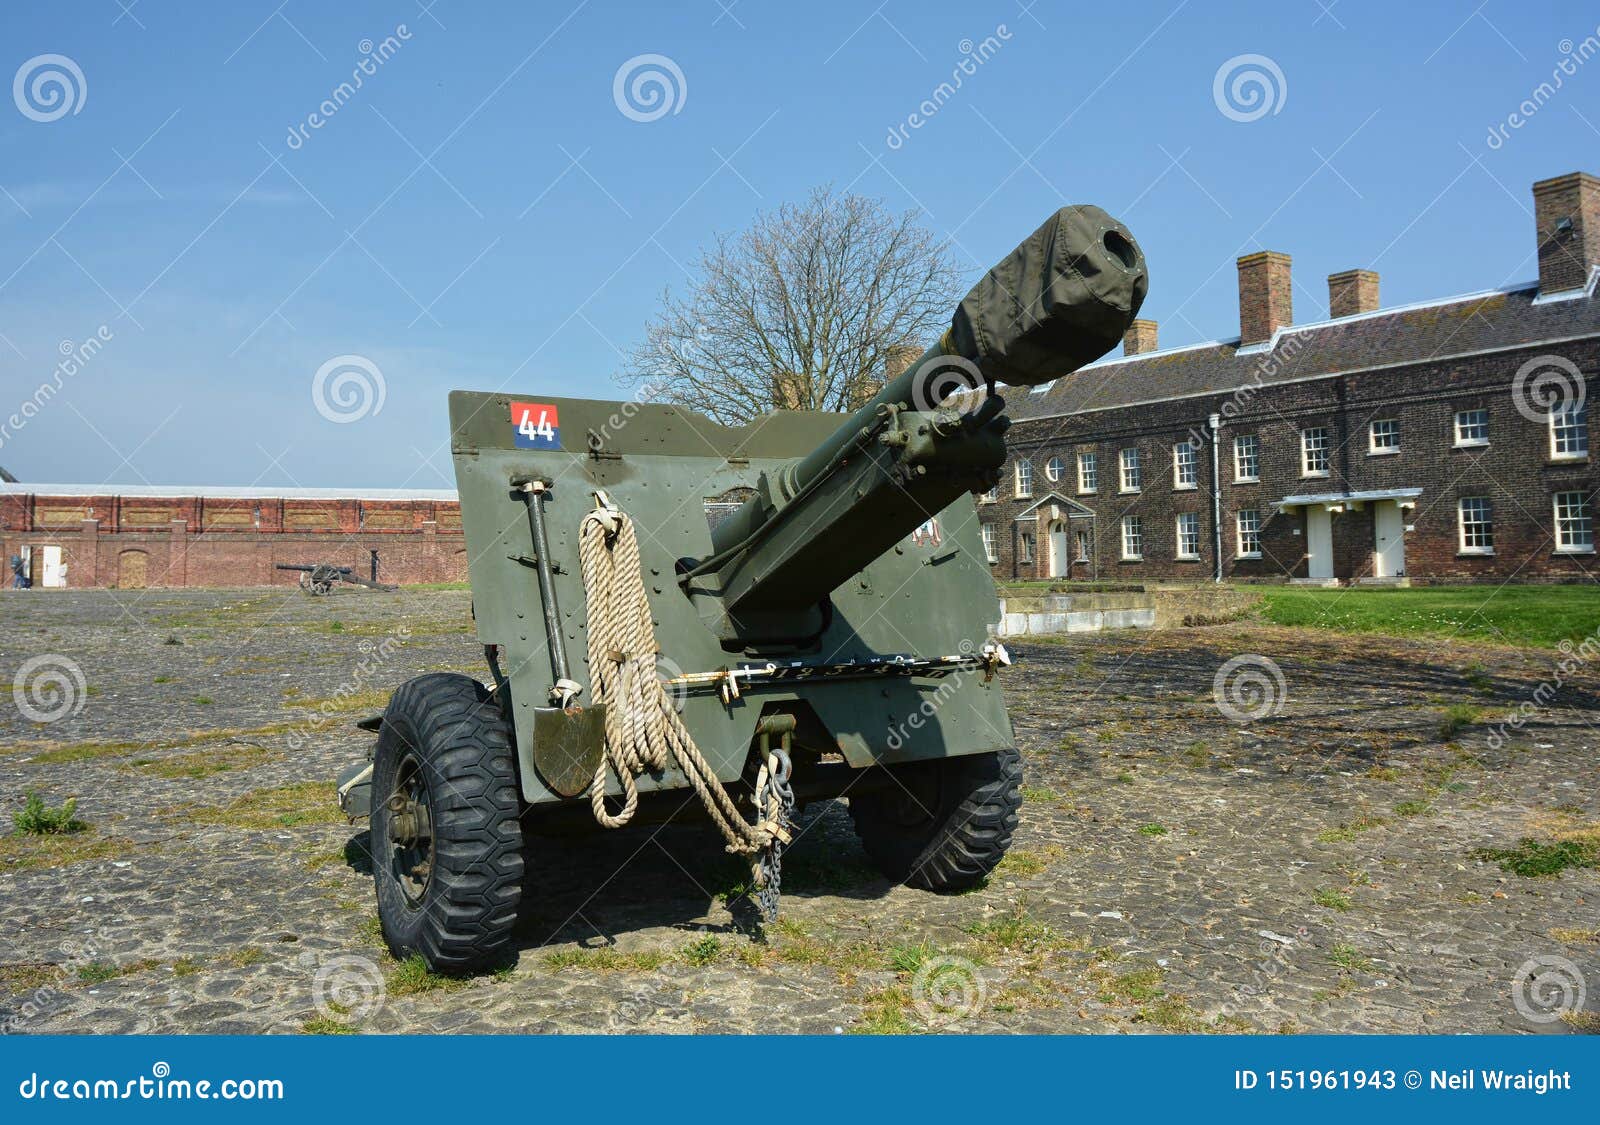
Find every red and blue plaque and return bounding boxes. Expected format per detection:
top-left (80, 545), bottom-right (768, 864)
top-left (510, 401), bottom-right (560, 450)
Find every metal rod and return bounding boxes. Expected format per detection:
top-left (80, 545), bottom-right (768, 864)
top-left (518, 481), bottom-right (570, 686)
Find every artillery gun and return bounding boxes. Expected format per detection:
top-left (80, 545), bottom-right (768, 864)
top-left (342, 205), bottom-right (1147, 971)
top-left (276, 562), bottom-right (398, 596)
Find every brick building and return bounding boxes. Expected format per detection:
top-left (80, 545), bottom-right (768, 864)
top-left (0, 484), bottom-right (464, 589)
top-left (980, 170), bottom-right (1600, 586)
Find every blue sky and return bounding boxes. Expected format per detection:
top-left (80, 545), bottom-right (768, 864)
top-left (1, 0), bottom-right (1597, 488)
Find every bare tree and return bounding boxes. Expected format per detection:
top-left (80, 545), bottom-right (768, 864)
top-left (619, 187), bottom-right (967, 424)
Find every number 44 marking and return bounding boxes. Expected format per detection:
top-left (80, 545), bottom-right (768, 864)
top-left (519, 409), bottom-right (554, 441)
top-left (509, 401), bottom-right (560, 449)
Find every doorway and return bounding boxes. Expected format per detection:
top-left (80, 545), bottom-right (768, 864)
top-left (1047, 521), bottom-right (1068, 577)
top-left (1305, 508), bottom-right (1334, 580)
top-left (24, 545), bottom-right (68, 588)
top-left (118, 549), bottom-right (149, 589)
top-left (1373, 502), bottom-right (1406, 578)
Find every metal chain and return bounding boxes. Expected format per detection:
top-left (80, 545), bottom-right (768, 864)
top-left (754, 745), bottom-right (795, 922)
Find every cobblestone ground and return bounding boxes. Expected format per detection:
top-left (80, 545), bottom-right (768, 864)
top-left (1, 587), bottom-right (1597, 1035)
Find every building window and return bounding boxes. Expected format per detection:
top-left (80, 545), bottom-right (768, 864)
top-left (1454, 409), bottom-right (1488, 447)
top-left (1173, 441), bottom-right (1198, 489)
top-left (1075, 527), bottom-right (1092, 562)
top-left (1457, 497), bottom-right (1493, 554)
top-left (1077, 451), bottom-right (1098, 494)
top-left (980, 523), bottom-right (998, 563)
top-left (1119, 447), bottom-right (1141, 492)
top-left (1553, 491), bottom-right (1593, 553)
top-left (1550, 404), bottom-right (1589, 460)
top-left (1236, 509), bottom-right (1261, 558)
top-left (1369, 418), bottom-right (1399, 455)
top-left (1019, 530), bottom-right (1034, 564)
top-left (1045, 455), bottom-right (1064, 483)
top-left (1175, 512), bottom-right (1201, 559)
top-left (1301, 426), bottom-right (1330, 476)
top-left (979, 484), bottom-right (998, 504)
top-left (1120, 515), bottom-right (1143, 560)
top-left (1014, 459), bottom-right (1033, 498)
top-left (1233, 434), bottom-right (1259, 482)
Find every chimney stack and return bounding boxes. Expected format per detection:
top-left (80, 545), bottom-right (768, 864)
top-left (1123, 319), bottom-right (1158, 355)
top-left (1237, 251), bottom-right (1292, 346)
top-left (885, 344), bottom-right (921, 379)
top-left (1533, 171), bottom-right (1600, 295)
top-left (1328, 269), bottom-right (1379, 318)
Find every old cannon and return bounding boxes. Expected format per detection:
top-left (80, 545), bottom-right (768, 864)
top-left (343, 205), bottom-right (1147, 971)
top-left (276, 562), bottom-right (398, 595)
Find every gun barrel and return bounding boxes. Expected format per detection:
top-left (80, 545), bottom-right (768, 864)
top-left (780, 205), bottom-right (1146, 505)
top-left (700, 205), bottom-right (1145, 627)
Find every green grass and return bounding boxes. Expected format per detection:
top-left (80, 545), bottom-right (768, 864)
top-left (388, 954), bottom-right (472, 994)
top-left (1256, 585), bottom-right (1600, 649)
top-left (301, 1016), bottom-right (358, 1035)
top-left (12, 792), bottom-right (87, 836)
top-left (1329, 943), bottom-right (1376, 973)
top-left (1437, 703), bottom-right (1480, 741)
top-left (681, 935), bottom-right (722, 967)
top-left (1313, 887), bottom-right (1353, 911)
top-left (1475, 837), bottom-right (1599, 878)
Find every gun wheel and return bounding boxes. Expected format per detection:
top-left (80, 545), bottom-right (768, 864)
top-left (849, 747), bottom-right (1022, 891)
top-left (371, 673), bottom-right (524, 973)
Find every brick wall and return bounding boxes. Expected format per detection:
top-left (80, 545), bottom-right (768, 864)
top-left (979, 337), bottom-right (1600, 584)
top-left (1, 494), bottom-right (465, 588)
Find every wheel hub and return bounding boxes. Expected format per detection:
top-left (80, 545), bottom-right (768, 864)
top-left (386, 758), bottom-right (434, 905)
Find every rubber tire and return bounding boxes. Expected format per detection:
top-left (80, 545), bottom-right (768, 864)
top-left (371, 673), bottom-right (524, 973)
top-left (849, 747), bottom-right (1023, 891)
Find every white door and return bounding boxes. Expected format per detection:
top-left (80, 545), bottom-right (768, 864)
top-left (1048, 521), bottom-right (1068, 577)
top-left (1305, 508), bottom-right (1334, 580)
top-left (40, 545), bottom-right (65, 588)
top-left (1374, 502), bottom-right (1405, 578)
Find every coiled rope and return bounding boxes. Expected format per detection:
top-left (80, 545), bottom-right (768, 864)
top-left (577, 492), bottom-right (778, 858)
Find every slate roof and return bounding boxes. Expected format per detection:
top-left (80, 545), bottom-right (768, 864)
top-left (1001, 275), bottom-right (1600, 422)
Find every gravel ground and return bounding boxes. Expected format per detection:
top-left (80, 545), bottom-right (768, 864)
top-left (1, 587), bottom-right (1597, 1035)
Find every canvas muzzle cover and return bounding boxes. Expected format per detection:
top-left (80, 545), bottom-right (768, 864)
top-left (949, 204), bottom-right (1148, 387)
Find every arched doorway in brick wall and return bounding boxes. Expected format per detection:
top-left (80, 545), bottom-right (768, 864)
top-left (1047, 520), bottom-right (1069, 577)
top-left (118, 549), bottom-right (149, 589)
